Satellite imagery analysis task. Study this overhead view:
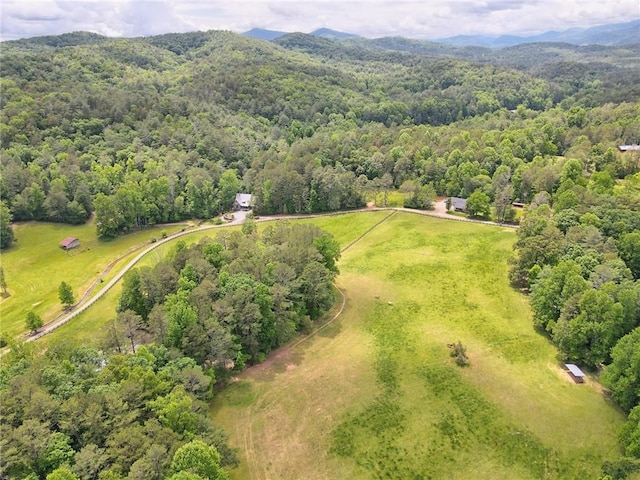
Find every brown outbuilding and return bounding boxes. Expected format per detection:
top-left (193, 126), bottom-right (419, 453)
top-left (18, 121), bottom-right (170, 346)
top-left (60, 237), bottom-right (80, 250)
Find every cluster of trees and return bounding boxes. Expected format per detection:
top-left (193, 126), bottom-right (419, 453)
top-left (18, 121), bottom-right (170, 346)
top-left (1, 30), bottom-right (638, 246)
top-left (109, 222), bottom-right (340, 370)
top-left (508, 170), bottom-right (640, 474)
top-left (0, 343), bottom-right (234, 479)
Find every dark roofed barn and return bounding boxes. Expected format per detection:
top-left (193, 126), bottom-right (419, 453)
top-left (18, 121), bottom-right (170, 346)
top-left (60, 237), bottom-right (80, 250)
top-left (450, 197), bottom-right (467, 212)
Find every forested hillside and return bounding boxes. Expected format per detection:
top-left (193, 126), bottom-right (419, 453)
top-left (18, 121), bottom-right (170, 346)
top-left (1, 29), bottom-right (640, 478)
top-left (0, 30), bottom-right (638, 241)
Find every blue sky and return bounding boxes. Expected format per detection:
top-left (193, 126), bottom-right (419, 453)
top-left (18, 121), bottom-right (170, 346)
top-left (1, 0), bottom-right (638, 41)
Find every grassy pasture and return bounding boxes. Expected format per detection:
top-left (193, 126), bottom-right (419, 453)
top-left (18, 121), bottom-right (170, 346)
top-left (211, 212), bottom-right (624, 480)
top-left (36, 211), bottom-right (391, 347)
top-left (0, 219), bottom-right (184, 339)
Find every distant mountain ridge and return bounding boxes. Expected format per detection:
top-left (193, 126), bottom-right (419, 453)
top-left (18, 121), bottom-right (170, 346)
top-left (309, 28), bottom-right (361, 40)
top-left (243, 27), bottom-right (360, 41)
top-left (242, 28), bottom-right (288, 41)
top-left (243, 20), bottom-right (639, 48)
top-left (437, 19), bottom-right (640, 48)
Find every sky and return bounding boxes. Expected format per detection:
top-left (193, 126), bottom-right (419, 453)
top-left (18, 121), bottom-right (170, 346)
top-left (1, 0), bottom-right (639, 42)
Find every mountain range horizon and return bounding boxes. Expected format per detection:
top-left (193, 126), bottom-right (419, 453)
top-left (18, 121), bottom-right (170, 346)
top-left (243, 19), bottom-right (639, 48)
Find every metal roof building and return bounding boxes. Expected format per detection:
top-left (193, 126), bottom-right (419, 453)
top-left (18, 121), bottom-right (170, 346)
top-left (450, 197), bottom-right (467, 212)
top-left (234, 193), bottom-right (253, 210)
top-left (565, 363), bottom-right (585, 383)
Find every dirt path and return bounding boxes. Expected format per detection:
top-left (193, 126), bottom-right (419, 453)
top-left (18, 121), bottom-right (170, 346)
top-left (22, 215), bottom-right (245, 342)
top-left (20, 206), bottom-right (512, 344)
top-left (238, 210), bottom-right (396, 377)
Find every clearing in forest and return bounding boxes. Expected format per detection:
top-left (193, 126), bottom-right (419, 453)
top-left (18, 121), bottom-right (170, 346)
top-left (210, 211), bottom-right (624, 480)
top-left (0, 219), bottom-right (184, 339)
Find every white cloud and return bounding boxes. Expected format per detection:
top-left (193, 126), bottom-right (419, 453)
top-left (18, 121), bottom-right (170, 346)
top-left (0, 0), bottom-right (638, 41)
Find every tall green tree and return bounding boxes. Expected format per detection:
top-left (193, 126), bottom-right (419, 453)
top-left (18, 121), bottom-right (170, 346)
top-left (58, 281), bottom-right (75, 309)
top-left (217, 169), bottom-right (241, 212)
top-left (466, 189), bottom-right (491, 218)
top-left (93, 193), bottom-right (121, 239)
top-left (601, 327), bottom-right (640, 412)
top-left (620, 405), bottom-right (640, 458)
top-left (46, 466), bottom-right (79, 480)
top-left (118, 269), bottom-right (150, 320)
top-left (530, 260), bottom-right (589, 332)
top-left (169, 440), bottom-right (229, 480)
top-left (0, 200), bottom-right (15, 250)
top-left (26, 310), bottom-right (43, 334)
top-left (618, 231), bottom-right (640, 279)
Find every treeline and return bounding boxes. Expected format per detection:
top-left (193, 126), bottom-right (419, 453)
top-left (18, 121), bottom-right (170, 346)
top-left (1, 31), bottom-right (639, 246)
top-left (508, 171), bottom-right (640, 476)
top-left (0, 343), bottom-right (234, 480)
top-left (110, 222), bottom-right (340, 369)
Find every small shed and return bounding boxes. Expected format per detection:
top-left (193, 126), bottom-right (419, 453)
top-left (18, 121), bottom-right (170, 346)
top-left (60, 237), bottom-right (80, 250)
top-left (618, 145), bottom-right (640, 152)
top-left (511, 202), bottom-right (526, 208)
top-left (234, 193), bottom-right (253, 211)
top-left (565, 363), bottom-right (585, 383)
top-left (450, 197), bottom-right (467, 212)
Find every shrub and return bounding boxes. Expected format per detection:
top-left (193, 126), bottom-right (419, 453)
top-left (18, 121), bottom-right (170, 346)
top-left (449, 340), bottom-right (470, 366)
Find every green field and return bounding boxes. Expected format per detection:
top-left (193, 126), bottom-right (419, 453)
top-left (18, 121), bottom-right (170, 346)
top-left (0, 219), bottom-right (185, 339)
top-left (34, 211), bottom-right (392, 347)
top-left (4, 212), bottom-right (625, 478)
top-left (210, 212), bottom-right (625, 479)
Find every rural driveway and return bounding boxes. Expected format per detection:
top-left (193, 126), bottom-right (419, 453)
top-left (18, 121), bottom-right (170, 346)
top-left (23, 204), bottom-right (515, 343)
top-left (26, 211), bottom-right (248, 342)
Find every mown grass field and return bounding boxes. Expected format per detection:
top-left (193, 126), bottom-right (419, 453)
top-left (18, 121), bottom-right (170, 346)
top-left (0, 219), bottom-right (184, 339)
top-left (210, 211), bottom-right (625, 480)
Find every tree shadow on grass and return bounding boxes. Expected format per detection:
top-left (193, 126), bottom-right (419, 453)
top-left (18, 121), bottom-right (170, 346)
top-left (252, 349), bottom-right (306, 382)
top-left (317, 320), bottom-right (342, 339)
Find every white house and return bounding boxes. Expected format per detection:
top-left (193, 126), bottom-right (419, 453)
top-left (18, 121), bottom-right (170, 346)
top-left (234, 193), bottom-right (253, 211)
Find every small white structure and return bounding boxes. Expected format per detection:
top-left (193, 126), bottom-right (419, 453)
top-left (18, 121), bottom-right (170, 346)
top-left (618, 145), bottom-right (640, 152)
top-left (565, 363), bottom-right (585, 383)
top-left (234, 193), bottom-right (253, 211)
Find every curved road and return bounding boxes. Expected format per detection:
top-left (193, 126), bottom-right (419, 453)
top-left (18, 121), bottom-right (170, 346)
top-left (26, 210), bottom-right (245, 342)
top-left (25, 204), bottom-right (516, 342)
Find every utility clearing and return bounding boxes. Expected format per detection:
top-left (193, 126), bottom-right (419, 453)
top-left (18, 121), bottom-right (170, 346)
top-left (211, 211), bottom-right (624, 480)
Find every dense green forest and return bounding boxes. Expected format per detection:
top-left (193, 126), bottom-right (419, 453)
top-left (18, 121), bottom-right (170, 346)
top-left (1, 29), bottom-right (640, 478)
top-left (0, 31), bottom-right (638, 240)
top-left (113, 222), bottom-right (340, 369)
